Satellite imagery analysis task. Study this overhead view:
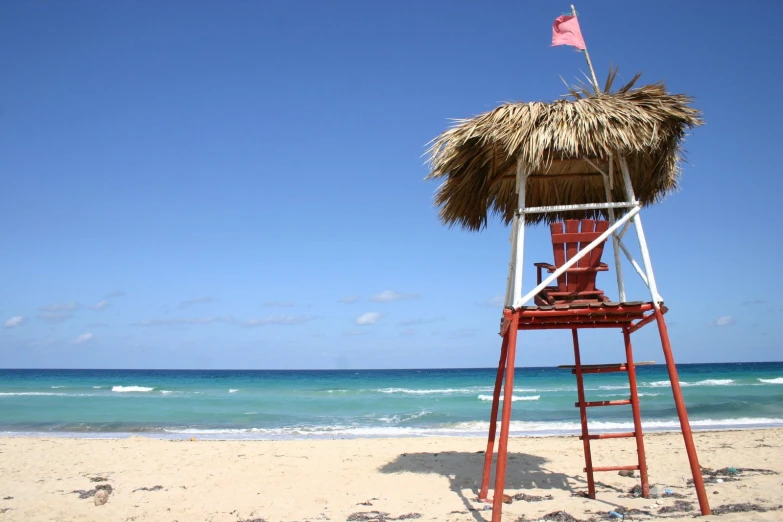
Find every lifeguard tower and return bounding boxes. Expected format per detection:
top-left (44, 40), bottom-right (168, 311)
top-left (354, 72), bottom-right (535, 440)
top-left (426, 73), bottom-right (710, 520)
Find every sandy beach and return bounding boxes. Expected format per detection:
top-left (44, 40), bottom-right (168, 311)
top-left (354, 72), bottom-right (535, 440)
top-left (0, 429), bottom-right (780, 521)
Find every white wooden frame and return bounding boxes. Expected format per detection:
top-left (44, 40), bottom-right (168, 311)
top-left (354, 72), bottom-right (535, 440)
top-left (504, 153), bottom-right (664, 309)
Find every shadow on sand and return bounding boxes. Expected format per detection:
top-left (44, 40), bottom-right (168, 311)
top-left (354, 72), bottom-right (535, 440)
top-left (379, 450), bottom-right (577, 521)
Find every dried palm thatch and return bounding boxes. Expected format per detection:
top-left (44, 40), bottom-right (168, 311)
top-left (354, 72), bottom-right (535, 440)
top-left (425, 73), bottom-right (702, 230)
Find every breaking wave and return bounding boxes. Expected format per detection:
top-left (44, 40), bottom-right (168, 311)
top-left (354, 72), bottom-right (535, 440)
top-left (111, 386), bottom-right (154, 393)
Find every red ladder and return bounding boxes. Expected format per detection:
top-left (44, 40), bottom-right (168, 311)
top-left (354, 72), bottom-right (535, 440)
top-left (559, 328), bottom-right (653, 498)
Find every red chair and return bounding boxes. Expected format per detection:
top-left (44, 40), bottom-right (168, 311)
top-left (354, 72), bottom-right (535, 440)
top-left (534, 219), bottom-right (610, 306)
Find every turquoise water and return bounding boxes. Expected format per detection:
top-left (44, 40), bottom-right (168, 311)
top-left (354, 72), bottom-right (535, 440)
top-left (0, 363), bottom-right (781, 439)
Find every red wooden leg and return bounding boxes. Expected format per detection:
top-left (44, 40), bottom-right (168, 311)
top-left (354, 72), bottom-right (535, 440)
top-left (491, 311), bottom-right (519, 522)
top-left (572, 329), bottom-right (596, 498)
top-left (654, 307), bottom-right (710, 515)
top-left (623, 326), bottom-right (649, 497)
top-left (479, 332), bottom-right (509, 501)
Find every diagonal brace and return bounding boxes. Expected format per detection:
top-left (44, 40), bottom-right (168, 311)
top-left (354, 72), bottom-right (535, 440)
top-left (516, 205), bottom-right (641, 307)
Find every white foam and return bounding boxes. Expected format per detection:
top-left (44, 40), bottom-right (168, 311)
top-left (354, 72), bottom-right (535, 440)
top-left (160, 390), bottom-right (174, 395)
top-left (477, 395), bottom-right (540, 402)
top-left (161, 417), bottom-right (783, 439)
top-left (686, 379), bottom-right (734, 386)
top-left (599, 385), bottom-right (630, 390)
top-left (93, 386), bottom-right (104, 389)
top-left (646, 379), bottom-right (734, 388)
top-left (759, 377), bottom-right (783, 384)
top-left (637, 393), bottom-right (660, 397)
top-left (229, 389), bottom-right (238, 393)
top-left (51, 386), bottom-right (66, 389)
top-left (376, 387), bottom-right (489, 395)
top-left (111, 386), bottom-right (154, 393)
top-left (377, 411), bottom-right (433, 424)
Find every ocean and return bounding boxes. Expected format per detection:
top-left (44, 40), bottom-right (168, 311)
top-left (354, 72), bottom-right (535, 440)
top-left (1, 363), bottom-right (781, 439)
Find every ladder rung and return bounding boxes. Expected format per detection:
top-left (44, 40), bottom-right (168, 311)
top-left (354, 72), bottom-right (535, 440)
top-left (580, 432), bottom-right (635, 440)
top-left (587, 465), bottom-right (639, 472)
top-left (575, 399), bottom-right (632, 408)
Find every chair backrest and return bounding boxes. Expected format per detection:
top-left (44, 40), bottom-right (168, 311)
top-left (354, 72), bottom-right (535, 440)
top-left (550, 219), bottom-right (610, 293)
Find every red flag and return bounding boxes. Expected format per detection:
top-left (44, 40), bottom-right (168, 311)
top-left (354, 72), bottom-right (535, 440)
top-left (552, 15), bottom-right (586, 50)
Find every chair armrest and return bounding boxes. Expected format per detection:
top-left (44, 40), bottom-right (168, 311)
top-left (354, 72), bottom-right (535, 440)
top-left (534, 262), bottom-right (555, 284)
top-left (537, 262), bottom-right (610, 273)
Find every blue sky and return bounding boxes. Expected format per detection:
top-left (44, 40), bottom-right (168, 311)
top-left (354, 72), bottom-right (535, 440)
top-left (1, 1), bottom-right (781, 369)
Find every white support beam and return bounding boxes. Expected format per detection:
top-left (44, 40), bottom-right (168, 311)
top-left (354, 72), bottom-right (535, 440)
top-left (521, 201), bottom-right (636, 214)
top-left (511, 158), bottom-right (528, 308)
top-left (603, 156), bottom-right (626, 302)
top-left (503, 215), bottom-right (519, 308)
top-left (619, 155), bottom-right (663, 304)
top-left (515, 205), bottom-right (641, 307)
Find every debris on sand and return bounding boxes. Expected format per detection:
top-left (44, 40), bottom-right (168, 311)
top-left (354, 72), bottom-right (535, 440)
top-left (94, 489), bottom-right (109, 506)
top-left (615, 506), bottom-right (652, 517)
top-left (89, 476), bottom-right (108, 482)
top-left (711, 503), bottom-right (782, 515)
top-left (515, 511), bottom-right (586, 522)
top-left (133, 485), bottom-right (164, 492)
top-left (688, 466), bottom-right (778, 485)
top-left (513, 492), bottom-right (554, 502)
top-left (347, 512), bottom-right (421, 521)
top-left (658, 500), bottom-right (694, 514)
top-left (72, 484), bottom-right (113, 499)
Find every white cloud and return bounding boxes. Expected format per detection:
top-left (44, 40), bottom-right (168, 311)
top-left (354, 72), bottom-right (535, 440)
top-left (712, 316), bottom-right (735, 327)
top-left (339, 295), bottom-right (360, 304)
top-left (105, 290), bottom-right (125, 299)
top-left (40, 303), bottom-right (80, 312)
top-left (178, 296), bottom-right (214, 309)
top-left (356, 312), bottom-right (381, 326)
top-left (91, 300), bottom-right (110, 311)
top-left (71, 332), bottom-right (93, 344)
top-left (370, 290), bottom-right (419, 302)
top-left (3, 316), bottom-right (24, 328)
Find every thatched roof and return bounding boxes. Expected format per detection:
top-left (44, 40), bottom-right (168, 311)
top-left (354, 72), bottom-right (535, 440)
top-left (425, 76), bottom-right (702, 230)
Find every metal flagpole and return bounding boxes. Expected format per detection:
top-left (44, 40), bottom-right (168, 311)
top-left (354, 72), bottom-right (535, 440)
top-left (571, 5), bottom-right (600, 93)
